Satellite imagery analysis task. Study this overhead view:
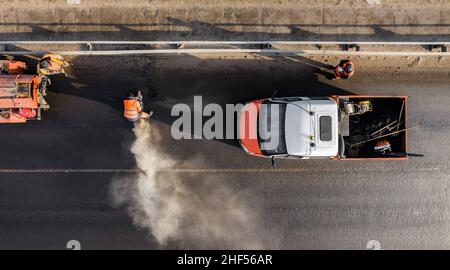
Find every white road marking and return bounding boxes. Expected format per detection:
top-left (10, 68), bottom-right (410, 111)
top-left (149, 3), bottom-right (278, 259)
top-left (0, 167), bottom-right (446, 174)
top-left (0, 169), bottom-right (139, 173)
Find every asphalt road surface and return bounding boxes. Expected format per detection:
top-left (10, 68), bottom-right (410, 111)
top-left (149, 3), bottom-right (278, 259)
top-left (0, 54), bottom-right (449, 249)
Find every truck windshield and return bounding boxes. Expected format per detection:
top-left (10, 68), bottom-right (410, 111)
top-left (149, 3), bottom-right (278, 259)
top-left (258, 101), bottom-right (287, 156)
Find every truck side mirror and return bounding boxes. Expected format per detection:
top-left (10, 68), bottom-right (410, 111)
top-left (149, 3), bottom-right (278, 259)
top-left (271, 156), bottom-right (277, 167)
top-left (271, 91), bottom-right (278, 99)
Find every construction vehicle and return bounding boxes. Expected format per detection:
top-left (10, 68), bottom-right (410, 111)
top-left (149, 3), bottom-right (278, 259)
top-left (239, 95), bottom-right (413, 163)
top-left (0, 60), bottom-right (50, 124)
top-left (0, 60), bottom-right (27, 74)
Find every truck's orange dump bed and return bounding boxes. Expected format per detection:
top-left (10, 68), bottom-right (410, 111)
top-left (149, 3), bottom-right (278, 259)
top-left (0, 74), bottom-right (48, 123)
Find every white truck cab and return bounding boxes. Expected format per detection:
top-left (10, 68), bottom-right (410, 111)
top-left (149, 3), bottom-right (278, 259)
top-left (239, 97), bottom-right (339, 160)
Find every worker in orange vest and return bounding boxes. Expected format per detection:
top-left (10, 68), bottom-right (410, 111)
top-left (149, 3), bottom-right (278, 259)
top-left (37, 54), bottom-right (69, 76)
top-left (123, 90), bottom-right (153, 122)
top-left (334, 60), bottom-right (354, 80)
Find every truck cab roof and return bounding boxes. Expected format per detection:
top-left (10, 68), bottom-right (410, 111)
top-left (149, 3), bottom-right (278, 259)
top-left (256, 97), bottom-right (339, 158)
top-left (283, 98), bottom-right (339, 158)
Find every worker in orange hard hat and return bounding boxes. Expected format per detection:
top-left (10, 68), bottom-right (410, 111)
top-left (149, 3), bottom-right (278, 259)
top-left (123, 90), bottom-right (153, 122)
top-left (37, 54), bottom-right (69, 76)
top-left (334, 60), bottom-right (354, 80)
top-left (374, 140), bottom-right (391, 155)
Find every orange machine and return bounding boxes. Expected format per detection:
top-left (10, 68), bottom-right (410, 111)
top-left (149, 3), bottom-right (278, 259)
top-left (0, 61), bottom-right (49, 123)
top-left (0, 60), bottom-right (27, 74)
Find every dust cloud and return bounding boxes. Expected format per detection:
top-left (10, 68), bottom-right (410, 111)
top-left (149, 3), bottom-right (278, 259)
top-left (110, 121), bottom-right (278, 249)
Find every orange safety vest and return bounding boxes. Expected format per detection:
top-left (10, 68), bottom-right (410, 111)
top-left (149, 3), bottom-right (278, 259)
top-left (123, 99), bottom-right (142, 121)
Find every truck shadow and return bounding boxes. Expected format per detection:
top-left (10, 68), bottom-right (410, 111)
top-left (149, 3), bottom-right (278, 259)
top-left (37, 53), bottom-right (355, 153)
top-left (0, 39), bottom-right (355, 160)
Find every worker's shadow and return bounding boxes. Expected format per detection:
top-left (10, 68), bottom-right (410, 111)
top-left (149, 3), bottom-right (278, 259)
top-left (262, 54), bottom-right (338, 80)
top-left (295, 57), bottom-right (337, 80)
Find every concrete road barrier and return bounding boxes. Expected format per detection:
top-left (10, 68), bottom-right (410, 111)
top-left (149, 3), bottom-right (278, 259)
top-left (0, 0), bottom-right (449, 42)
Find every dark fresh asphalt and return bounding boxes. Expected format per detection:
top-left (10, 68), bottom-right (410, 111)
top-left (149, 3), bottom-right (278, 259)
top-left (0, 54), bottom-right (449, 249)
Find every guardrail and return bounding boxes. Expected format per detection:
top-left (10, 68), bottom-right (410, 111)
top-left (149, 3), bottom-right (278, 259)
top-left (0, 41), bottom-right (449, 56)
top-left (1, 41), bottom-right (450, 45)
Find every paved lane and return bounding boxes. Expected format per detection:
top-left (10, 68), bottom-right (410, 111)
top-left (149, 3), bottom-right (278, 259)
top-left (0, 54), bottom-right (449, 249)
